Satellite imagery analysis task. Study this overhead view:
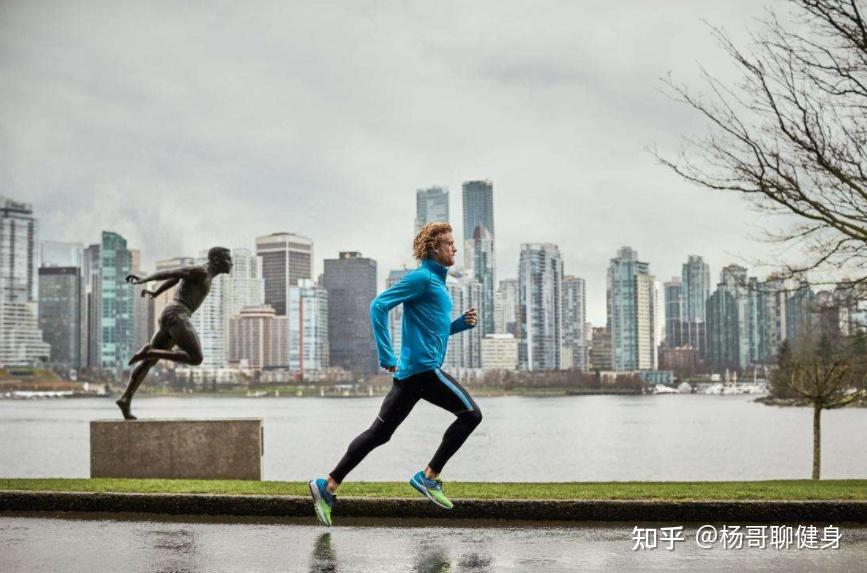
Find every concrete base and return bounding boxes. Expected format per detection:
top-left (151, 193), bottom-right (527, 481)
top-left (90, 419), bottom-right (263, 480)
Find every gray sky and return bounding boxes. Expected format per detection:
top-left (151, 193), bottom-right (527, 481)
top-left (2, 0), bottom-right (798, 325)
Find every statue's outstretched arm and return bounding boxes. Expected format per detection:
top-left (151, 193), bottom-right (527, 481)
top-left (126, 266), bottom-right (205, 285)
top-left (142, 277), bottom-right (180, 298)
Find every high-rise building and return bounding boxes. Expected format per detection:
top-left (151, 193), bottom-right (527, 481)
top-left (228, 305), bottom-right (289, 369)
top-left (462, 180), bottom-right (495, 335)
top-left (83, 244), bottom-right (101, 369)
top-left (288, 278), bottom-right (329, 376)
top-left (223, 248), bottom-right (265, 362)
top-left (664, 277), bottom-right (684, 347)
top-left (481, 333), bottom-right (518, 370)
top-left (443, 270), bottom-right (483, 369)
top-left (590, 326), bottom-right (613, 371)
top-left (323, 251), bottom-right (377, 376)
top-left (41, 241), bottom-right (84, 268)
top-left (415, 186), bottom-right (449, 233)
top-left (38, 266), bottom-right (83, 370)
top-left (98, 231), bottom-right (134, 374)
top-left (129, 250), bottom-right (154, 355)
top-left (682, 255), bottom-right (711, 357)
top-left (256, 232), bottom-right (313, 316)
top-left (0, 197), bottom-right (50, 366)
top-left (707, 264), bottom-right (763, 372)
top-left (518, 243), bottom-right (563, 371)
top-left (494, 278), bottom-right (519, 335)
top-left (562, 275), bottom-right (587, 370)
top-left (386, 268), bottom-right (411, 359)
top-left (786, 280), bottom-right (817, 344)
top-left (190, 250), bottom-right (226, 369)
top-left (607, 247), bottom-right (655, 371)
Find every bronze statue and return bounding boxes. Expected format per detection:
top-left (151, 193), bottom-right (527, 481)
top-left (116, 247), bottom-right (233, 420)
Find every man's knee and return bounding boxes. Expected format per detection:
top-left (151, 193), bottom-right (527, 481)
top-left (461, 407), bottom-right (483, 427)
top-left (369, 419), bottom-right (396, 446)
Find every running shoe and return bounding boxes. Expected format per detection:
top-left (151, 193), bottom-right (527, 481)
top-left (409, 470), bottom-right (454, 509)
top-left (308, 478), bottom-right (336, 526)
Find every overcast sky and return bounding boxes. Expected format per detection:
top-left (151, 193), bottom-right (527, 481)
top-left (2, 0), bottom-right (802, 325)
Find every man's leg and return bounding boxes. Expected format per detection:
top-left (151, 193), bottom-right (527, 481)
top-left (116, 328), bottom-right (174, 420)
top-left (327, 377), bottom-right (421, 490)
top-left (144, 317), bottom-right (204, 365)
top-left (419, 369), bottom-right (483, 476)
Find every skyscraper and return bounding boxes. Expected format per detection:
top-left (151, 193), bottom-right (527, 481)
top-left (98, 231), bottom-right (134, 374)
top-left (288, 278), bottom-right (329, 376)
top-left (462, 180), bottom-right (495, 335)
top-left (415, 186), bottom-right (449, 233)
top-left (228, 305), bottom-right (289, 369)
top-left (256, 232), bottom-right (313, 316)
top-left (607, 247), bottom-right (655, 371)
top-left (494, 278), bottom-right (519, 335)
top-left (38, 266), bottom-right (83, 370)
top-left (682, 255), bottom-right (711, 357)
top-left (443, 270), bottom-right (483, 369)
top-left (191, 250), bottom-right (226, 369)
top-left (707, 264), bottom-right (761, 372)
top-left (518, 243), bottom-right (563, 371)
top-left (562, 275), bottom-right (587, 370)
top-left (0, 197), bottom-right (49, 366)
top-left (129, 250), bottom-right (154, 357)
top-left (664, 277), bottom-right (684, 347)
top-left (323, 251), bottom-right (377, 376)
top-left (223, 248), bottom-right (265, 362)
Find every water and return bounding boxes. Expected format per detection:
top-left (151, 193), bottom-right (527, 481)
top-left (0, 395), bottom-right (865, 481)
top-left (1, 516), bottom-right (865, 572)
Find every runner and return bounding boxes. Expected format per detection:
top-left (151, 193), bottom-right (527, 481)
top-left (309, 222), bottom-right (482, 526)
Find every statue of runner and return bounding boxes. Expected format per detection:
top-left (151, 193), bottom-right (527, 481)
top-left (115, 247), bottom-right (233, 420)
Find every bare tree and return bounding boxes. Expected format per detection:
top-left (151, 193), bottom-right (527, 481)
top-left (772, 331), bottom-right (867, 478)
top-left (658, 0), bottom-right (867, 288)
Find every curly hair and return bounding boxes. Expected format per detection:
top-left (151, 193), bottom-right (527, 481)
top-left (413, 222), bottom-right (452, 261)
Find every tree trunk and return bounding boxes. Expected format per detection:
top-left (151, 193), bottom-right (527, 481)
top-left (812, 406), bottom-right (822, 480)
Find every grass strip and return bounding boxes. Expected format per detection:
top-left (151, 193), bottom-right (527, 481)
top-left (0, 479), bottom-right (865, 501)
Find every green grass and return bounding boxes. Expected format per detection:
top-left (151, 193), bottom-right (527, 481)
top-left (0, 479), bottom-right (865, 500)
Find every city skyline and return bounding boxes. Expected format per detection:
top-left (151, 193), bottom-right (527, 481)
top-left (5, 0), bottom-right (838, 328)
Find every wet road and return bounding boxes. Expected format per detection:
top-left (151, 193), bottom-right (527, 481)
top-left (1, 515), bottom-right (865, 572)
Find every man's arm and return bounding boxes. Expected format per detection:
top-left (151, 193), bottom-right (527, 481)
top-left (126, 266), bottom-right (206, 285)
top-left (450, 307), bottom-right (477, 335)
top-left (370, 269), bottom-right (430, 370)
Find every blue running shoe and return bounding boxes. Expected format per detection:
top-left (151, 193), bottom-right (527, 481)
top-left (409, 470), bottom-right (453, 509)
top-left (308, 478), bottom-right (335, 526)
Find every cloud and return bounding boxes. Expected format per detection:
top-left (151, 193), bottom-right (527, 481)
top-left (2, 0), bottom-right (796, 324)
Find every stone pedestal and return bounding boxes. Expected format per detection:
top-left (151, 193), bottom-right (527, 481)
top-left (90, 419), bottom-right (263, 480)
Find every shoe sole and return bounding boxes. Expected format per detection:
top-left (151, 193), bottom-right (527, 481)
top-left (409, 476), bottom-right (453, 509)
top-left (308, 480), bottom-right (332, 527)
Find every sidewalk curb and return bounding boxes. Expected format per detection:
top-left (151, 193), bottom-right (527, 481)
top-left (1, 491), bottom-right (865, 522)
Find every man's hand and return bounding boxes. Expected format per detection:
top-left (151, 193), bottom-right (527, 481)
top-left (140, 289), bottom-right (156, 298)
top-left (125, 274), bottom-right (144, 285)
top-left (464, 307), bottom-right (478, 327)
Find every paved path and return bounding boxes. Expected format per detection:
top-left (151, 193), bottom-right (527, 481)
top-left (1, 514), bottom-right (865, 572)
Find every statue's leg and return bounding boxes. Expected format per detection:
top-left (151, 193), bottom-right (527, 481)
top-left (116, 328), bottom-right (174, 420)
top-left (144, 316), bottom-right (204, 366)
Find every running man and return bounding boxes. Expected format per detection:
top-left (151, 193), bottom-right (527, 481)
top-left (116, 247), bottom-right (233, 420)
top-left (309, 222), bottom-right (482, 526)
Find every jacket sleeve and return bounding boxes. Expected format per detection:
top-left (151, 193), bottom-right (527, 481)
top-left (370, 270), bottom-right (430, 368)
top-left (449, 314), bottom-right (472, 335)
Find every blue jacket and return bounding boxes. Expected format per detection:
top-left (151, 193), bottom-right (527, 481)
top-left (370, 258), bottom-right (474, 379)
